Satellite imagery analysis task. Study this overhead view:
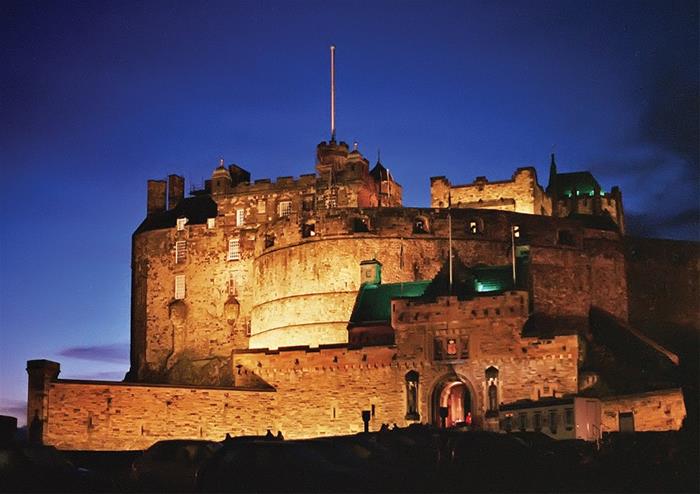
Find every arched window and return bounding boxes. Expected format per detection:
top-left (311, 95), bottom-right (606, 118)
top-left (485, 366), bottom-right (499, 415)
top-left (405, 371), bottom-right (420, 420)
top-left (413, 216), bottom-right (429, 234)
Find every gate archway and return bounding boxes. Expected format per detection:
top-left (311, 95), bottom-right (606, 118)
top-left (431, 374), bottom-right (477, 428)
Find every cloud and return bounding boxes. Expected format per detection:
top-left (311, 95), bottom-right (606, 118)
top-left (57, 342), bottom-right (129, 363)
top-left (640, 65), bottom-right (699, 173)
top-left (626, 208), bottom-right (700, 240)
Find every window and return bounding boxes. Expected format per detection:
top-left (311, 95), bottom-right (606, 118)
top-left (236, 209), bottom-right (245, 227)
top-left (245, 320), bottom-right (251, 337)
top-left (176, 217), bottom-right (188, 231)
top-left (207, 218), bottom-right (216, 229)
top-left (533, 412), bottom-right (542, 432)
top-left (518, 413), bottom-right (528, 431)
top-left (278, 201), bottom-right (292, 218)
top-left (405, 371), bottom-right (420, 421)
top-left (302, 223), bottom-right (316, 238)
top-left (174, 275), bottom-right (185, 299)
top-left (227, 239), bottom-right (240, 261)
top-left (257, 200), bottom-right (266, 214)
top-left (565, 408), bottom-right (574, 429)
top-left (352, 217), bottom-right (369, 233)
top-left (468, 219), bottom-right (483, 235)
top-left (175, 240), bottom-right (187, 264)
top-left (413, 217), bottom-right (429, 234)
top-left (549, 410), bottom-right (558, 434)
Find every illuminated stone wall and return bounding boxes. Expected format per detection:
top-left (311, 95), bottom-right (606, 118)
top-left (430, 169), bottom-right (551, 215)
top-left (38, 379), bottom-right (274, 450)
top-left (600, 388), bottom-right (686, 432)
top-left (391, 292), bottom-right (580, 403)
top-left (131, 204), bottom-right (630, 383)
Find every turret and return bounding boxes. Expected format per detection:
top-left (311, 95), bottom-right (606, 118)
top-left (211, 159), bottom-right (232, 195)
top-left (316, 140), bottom-right (349, 176)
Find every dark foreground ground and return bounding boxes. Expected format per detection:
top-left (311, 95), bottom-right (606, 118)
top-left (1, 426), bottom-right (698, 493)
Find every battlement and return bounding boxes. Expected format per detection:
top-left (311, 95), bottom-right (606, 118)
top-left (233, 343), bottom-right (397, 372)
top-left (255, 205), bottom-right (617, 256)
top-left (393, 291), bottom-right (529, 327)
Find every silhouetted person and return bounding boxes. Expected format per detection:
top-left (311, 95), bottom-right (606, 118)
top-left (276, 431), bottom-right (284, 440)
top-left (265, 429), bottom-right (274, 438)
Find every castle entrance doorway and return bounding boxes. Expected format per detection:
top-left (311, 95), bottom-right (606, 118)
top-left (433, 380), bottom-right (472, 428)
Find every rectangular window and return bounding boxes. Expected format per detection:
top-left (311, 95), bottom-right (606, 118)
top-left (227, 239), bottom-right (240, 261)
top-left (176, 217), bottom-right (188, 231)
top-left (565, 408), bottom-right (574, 429)
top-left (175, 240), bottom-right (187, 264)
top-left (533, 412), bottom-right (542, 432)
top-left (207, 218), bottom-right (216, 229)
top-left (174, 275), bottom-right (185, 299)
top-left (518, 412), bottom-right (528, 431)
top-left (549, 410), bottom-right (558, 434)
top-left (257, 200), bottom-right (266, 214)
top-left (278, 201), bottom-right (292, 218)
top-left (236, 209), bottom-right (245, 227)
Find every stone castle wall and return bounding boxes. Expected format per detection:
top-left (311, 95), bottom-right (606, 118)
top-left (625, 237), bottom-right (700, 331)
top-left (131, 205), bottom-right (630, 382)
top-left (39, 379), bottom-right (274, 450)
top-left (600, 388), bottom-right (686, 432)
top-left (430, 169), bottom-right (551, 215)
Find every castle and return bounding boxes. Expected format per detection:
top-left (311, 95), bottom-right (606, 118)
top-left (26, 56), bottom-right (694, 451)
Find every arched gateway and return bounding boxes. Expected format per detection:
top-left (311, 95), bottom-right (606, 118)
top-left (432, 374), bottom-right (478, 428)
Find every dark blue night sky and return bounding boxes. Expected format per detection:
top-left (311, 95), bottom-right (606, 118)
top-left (1, 0), bottom-right (697, 423)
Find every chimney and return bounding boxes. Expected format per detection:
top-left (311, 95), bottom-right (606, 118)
top-left (147, 180), bottom-right (167, 215)
top-left (168, 175), bottom-right (185, 210)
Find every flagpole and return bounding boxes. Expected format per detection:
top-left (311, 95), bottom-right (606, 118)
top-left (511, 226), bottom-right (516, 286)
top-left (448, 192), bottom-right (453, 295)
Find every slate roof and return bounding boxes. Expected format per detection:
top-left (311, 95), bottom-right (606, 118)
top-left (135, 196), bottom-right (218, 234)
top-left (348, 281), bottom-right (430, 328)
top-left (548, 171), bottom-right (601, 197)
top-left (369, 161), bottom-right (390, 181)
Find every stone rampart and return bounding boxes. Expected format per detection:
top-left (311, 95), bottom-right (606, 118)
top-left (600, 388), bottom-right (686, 432)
